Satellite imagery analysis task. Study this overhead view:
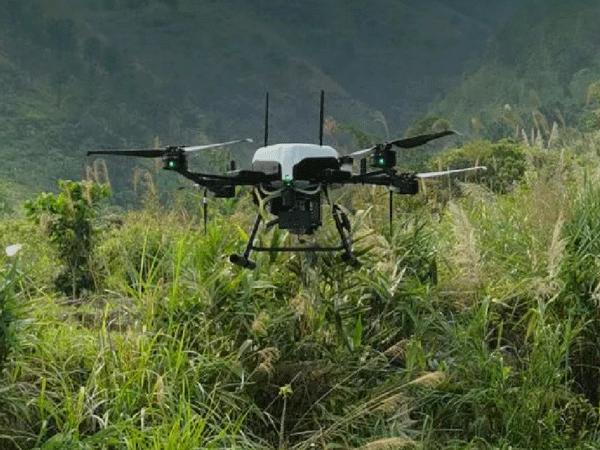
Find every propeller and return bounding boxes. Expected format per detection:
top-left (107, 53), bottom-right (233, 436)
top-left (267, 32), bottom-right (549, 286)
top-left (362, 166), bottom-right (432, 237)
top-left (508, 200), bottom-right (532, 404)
top-left (348, 130), bottom-right (458, 159)
top-left (87, 148), bottom-right (169, 157)
top-left (416, 166), bottom-right (487, 178)
top-left (184, 138), bottom-right (253, 153)
top-left (87, 138), bottom-right (253, 157)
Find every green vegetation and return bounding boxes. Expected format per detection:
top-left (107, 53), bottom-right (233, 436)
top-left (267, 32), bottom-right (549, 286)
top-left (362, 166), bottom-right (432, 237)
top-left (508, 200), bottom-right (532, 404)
top-left (0, 0), bottom-right (527, 200)
top-left (0, 130), bottom-right (600, 448)
top-left (428, 1), bottom-right (600, 142)
top-left (24, 180), bottom-right (111, 295)
top-left (5, 1), bottom-right (600, 448)
top-left (0, 252), bottom-right (20, 373)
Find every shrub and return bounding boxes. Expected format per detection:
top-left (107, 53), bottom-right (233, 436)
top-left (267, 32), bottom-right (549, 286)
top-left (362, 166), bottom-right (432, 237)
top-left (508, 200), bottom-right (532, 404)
top-left (24, 180), bottom-right (110, 296)
top-left (0, 257), bottom-right (19, 373)
top-left (432, 139), bottom-right (527, 193)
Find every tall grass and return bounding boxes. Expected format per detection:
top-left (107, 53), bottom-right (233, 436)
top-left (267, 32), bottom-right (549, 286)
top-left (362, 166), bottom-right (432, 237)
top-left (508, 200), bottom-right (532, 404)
top-left (3, 134), bottom-right (600, 448)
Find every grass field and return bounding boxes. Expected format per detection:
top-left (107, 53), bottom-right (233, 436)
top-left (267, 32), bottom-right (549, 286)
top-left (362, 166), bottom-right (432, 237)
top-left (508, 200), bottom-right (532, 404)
top-left (2, 131), bottom-right (600, 449)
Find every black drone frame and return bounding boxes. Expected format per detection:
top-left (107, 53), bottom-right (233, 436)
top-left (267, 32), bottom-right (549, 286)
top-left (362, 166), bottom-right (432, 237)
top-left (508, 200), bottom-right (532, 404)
top-left (87, 142), bottom-right (273, 197)
top-left (87, 92), bottom-right (464, 270)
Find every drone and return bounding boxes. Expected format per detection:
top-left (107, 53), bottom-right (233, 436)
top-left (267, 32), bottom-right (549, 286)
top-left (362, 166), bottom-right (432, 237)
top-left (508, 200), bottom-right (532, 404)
top-left (88, 91), bottom-right (485, 269)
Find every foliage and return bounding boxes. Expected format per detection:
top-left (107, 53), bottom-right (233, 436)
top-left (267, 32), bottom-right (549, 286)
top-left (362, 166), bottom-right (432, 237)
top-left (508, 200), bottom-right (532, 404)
top-left (580, 79), bottom-right (600, 131)
top-left (24, 180), bottom-right (110, 295)
top-left (426, 2), bottom-right (600, 140)
top-left (431, 139), bottom-right (527, 193)
top-left (4, 4), bottom-right (600, 441)
top-left (556, 177), bottom-right (600, 406)
top-left (0, 129), bottom-right (598, 448)
top-left (0, 256), bottom-right (20, 373)
top-left (0, 179), bottom-right (15, 218)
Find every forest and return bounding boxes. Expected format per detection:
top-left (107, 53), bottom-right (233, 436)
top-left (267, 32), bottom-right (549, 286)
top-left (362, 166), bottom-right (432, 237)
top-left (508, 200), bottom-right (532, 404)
top-left (3, 0), bottom-right (600, 449)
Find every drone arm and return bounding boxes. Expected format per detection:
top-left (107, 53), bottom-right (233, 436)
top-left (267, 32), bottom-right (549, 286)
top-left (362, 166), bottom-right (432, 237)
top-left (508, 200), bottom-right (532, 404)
top-left (175, 168), bottom-right (275, 192)
top-left (346, 171), bottom-right (419, 194)
top-left (347, 169), bottom-right (388, 182)
top-left (174, 172), bottom-right (239, 198)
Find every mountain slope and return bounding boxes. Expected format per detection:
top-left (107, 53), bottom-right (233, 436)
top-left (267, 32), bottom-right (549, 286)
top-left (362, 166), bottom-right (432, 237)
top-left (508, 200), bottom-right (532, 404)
top-left (0, 0), bottom-right (529, 199)
top-left (427, 0), bottom-right (600, 138)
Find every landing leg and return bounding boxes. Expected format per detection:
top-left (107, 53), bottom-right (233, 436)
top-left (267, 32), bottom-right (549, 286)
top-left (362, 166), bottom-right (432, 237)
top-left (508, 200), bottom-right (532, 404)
top-left (332, 205), bottom-right (361, 268)
top-left (229, 213), bottom-right (261, 269)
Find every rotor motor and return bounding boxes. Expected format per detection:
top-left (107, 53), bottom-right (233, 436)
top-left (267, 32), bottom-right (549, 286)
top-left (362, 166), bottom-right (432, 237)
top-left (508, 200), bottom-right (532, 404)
top-left (162, 147), bottom-right (187, 172)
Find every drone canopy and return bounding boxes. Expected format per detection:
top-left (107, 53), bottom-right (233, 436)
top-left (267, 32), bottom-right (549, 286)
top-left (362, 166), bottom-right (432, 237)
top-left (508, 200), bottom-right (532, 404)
top-left (252, 143), bottom-right (339, 184)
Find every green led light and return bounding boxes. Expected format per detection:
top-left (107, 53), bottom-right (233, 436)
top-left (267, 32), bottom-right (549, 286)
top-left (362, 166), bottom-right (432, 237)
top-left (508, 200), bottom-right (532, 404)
top-left (167, 160), bottom-right (177, 169)
top-left (283, 175), bottom-right (293, 185)
top-left (378, 158), bottom-right (385, 166)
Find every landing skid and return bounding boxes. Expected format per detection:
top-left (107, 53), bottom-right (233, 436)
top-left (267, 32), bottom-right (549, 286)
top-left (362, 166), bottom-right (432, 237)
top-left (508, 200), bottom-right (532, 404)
top-left (229, 205), bottom-right (361, 269)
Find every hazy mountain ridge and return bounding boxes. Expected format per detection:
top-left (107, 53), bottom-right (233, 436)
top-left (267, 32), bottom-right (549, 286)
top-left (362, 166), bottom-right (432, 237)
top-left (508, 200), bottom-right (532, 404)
top-left (0, 0), bottom-right (529, 199)
top-left (428, 0), bottom-right (600, 138)
top-left (239, 0), bottom-right (513, 127)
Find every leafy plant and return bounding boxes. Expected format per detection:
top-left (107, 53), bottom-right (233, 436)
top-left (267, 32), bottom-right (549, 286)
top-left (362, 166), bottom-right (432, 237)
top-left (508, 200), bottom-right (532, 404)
top-left (432, 139), bottom-right (527, 193)
top-left (24, 180), bottom-right (110, 296)
top-left (0, 255), bottom-right (19, 373)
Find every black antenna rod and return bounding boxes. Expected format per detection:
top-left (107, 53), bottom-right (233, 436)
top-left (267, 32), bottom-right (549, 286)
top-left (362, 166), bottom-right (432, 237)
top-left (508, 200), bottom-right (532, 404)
top-left (203, 188), bottom-right (208, 234)
top-left (319, 90), bottom-right (325, 146)
top-left (389, 188), bottom-right (393, 234)
top-left (264, 92), bottom-right (269, 147)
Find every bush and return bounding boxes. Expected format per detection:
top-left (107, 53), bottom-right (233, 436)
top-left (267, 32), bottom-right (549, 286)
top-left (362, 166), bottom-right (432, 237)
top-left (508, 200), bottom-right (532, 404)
top-left (24, 180), bottom-right (110, 296)
top-left (432, 139), bottom-right (527, 193)
top-left (0, 257), bottom-right (19, 373)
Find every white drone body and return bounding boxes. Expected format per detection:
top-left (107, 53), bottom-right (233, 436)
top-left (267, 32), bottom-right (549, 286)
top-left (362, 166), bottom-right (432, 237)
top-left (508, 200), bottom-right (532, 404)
top-left (251, 143), bottom-right (348, 188)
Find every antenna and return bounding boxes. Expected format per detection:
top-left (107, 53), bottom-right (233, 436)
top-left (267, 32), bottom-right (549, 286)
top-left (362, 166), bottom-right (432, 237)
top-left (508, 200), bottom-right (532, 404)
top-left (389, 188), bottom-right (393, 234)
top-left (319, 90), bottom-right (324, 145)
top-left (203, 188), bottom-right (208, 234)
top-left (264, 92), bottom-right (269, 147)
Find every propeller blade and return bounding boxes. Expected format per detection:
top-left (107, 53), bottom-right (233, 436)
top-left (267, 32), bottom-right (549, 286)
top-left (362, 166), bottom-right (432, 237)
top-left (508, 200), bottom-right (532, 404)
top-left (390, 130), bottom-right (457, 148)
top-left (88, 139), bottom-right (253, 157)
top-left (347, 146), bottom-right (375, 159)
top-left (417, 166), bottom-right (487, 179)
top-left (182, 138), bottom-right (253, 153)
top-left (87, 148), bottom-right (165, 157)
top-left (347, 130), bottom-right (458, 159)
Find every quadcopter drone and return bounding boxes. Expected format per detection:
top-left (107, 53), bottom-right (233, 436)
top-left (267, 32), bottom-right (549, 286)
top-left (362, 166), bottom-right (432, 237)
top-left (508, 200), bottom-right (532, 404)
top-left (88, 91), bottom-right (485, 269)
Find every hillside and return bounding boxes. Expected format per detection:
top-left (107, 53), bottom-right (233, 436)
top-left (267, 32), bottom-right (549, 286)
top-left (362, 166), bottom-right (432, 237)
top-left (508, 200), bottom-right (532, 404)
top-left (427, 0), bottom-right (600, 139)
top-left (0, 0), bottom-right (529, 202)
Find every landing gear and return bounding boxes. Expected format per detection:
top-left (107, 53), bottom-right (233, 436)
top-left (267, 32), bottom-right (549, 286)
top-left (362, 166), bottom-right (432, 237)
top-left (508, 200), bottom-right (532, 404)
top-left (332, 205), bottom-right (361, 268)
top-left (228, 254), bottom-right (256, 269)
top-left (341, 251), bottom-right (361, 268)
top-left (228, 213), bottom-right (261, 269)
top-left (229, 204), bottom-right (361, 269)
